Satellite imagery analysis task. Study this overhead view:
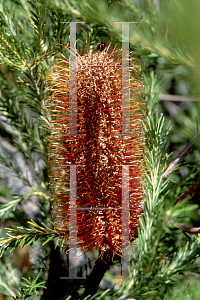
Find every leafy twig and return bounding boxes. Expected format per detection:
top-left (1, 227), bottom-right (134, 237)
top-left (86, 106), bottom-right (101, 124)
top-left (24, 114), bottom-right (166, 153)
top-left (13, 270), bottom-right (46, 300)
top-left (0, 220), bottom-right (58, 257)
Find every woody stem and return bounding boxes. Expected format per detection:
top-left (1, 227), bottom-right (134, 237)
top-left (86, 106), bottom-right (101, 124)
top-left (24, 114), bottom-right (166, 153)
top-left (81, 249), bottom-right (120, 299)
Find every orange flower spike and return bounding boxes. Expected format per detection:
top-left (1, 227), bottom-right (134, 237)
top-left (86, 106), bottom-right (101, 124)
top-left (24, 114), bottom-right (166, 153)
top-left (45, 45), bottom-right (146, 259)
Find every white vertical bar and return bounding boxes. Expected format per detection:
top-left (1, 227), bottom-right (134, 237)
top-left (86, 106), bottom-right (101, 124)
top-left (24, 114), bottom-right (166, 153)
top-left (61, 21), bottom-right (86, 279)
top-left (122, 22), bottom-right (130, 134)
top-left (113, 21), bottom-right (138, 276)
top-left (60, 165), bottom-right (86, 279)
top-left (121, 165), bottom-right (130, 275)
top-left (69, 22), bottom-right (77, 136)
top-left (68, 165), bottom-right (78, 278)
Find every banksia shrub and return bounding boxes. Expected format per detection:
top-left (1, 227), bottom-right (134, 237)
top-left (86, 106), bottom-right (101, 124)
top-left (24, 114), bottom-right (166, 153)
top-left (45, 45), bottom-right (146, 259)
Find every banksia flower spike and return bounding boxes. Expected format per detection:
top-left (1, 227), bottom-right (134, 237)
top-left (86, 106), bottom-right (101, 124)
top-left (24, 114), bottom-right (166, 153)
top-left (45, 44), bottom-right (146, 259)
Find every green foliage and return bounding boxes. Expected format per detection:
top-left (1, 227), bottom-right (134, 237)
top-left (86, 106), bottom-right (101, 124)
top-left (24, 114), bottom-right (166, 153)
top-left (13, 270), bottom-right (46, 300)
top-left (0, 220), bottom-right (57, 257)
top-left (144, 71), bottom-right (162, 115)
top-left (0, 257), bottom-right (20, 297)
top-left (105, 85), bottom-right (200, 299)
top-left (64, 0), bottom-right (193, 65)
top-left (0, 0), bottom-right (199, 299)
top-left (164, 279), bottom-right (200, 300)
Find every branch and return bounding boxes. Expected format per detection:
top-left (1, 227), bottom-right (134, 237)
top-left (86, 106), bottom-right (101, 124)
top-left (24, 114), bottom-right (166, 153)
top-left (167, 220), bottom-right (200, 234)
top-left (174, 180), bottom-right (200, 206)
top-left (159, 93), bottom-right (200, 102)
top-left (162, 134), bottom-right (200, 179)
top-left (167, 180), bottom-right (200, 234)
top-left (81, 249), bottom-right (120, 299)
